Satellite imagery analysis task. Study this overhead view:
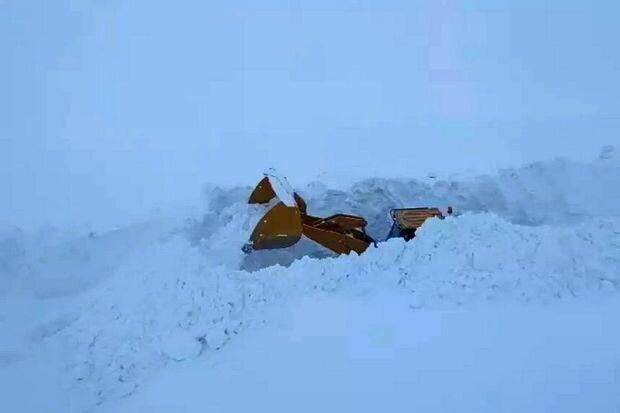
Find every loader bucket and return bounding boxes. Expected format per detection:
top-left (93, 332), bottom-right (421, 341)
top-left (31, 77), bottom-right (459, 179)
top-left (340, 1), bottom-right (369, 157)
top-left (248, 176), bottom-right (277, 204)
top-left (244, 170), bottom-right (374, 257)
top-left (248, 202), bottom-right (303, 250)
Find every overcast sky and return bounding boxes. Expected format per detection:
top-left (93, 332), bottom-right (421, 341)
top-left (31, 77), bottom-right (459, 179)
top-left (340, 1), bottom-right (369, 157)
top-left (2, 0), bottom-right (619, 228)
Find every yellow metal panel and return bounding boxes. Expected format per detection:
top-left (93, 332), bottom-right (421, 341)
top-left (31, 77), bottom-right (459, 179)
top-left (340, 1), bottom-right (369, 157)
top-left (249, 202), bottom-right (303, 250)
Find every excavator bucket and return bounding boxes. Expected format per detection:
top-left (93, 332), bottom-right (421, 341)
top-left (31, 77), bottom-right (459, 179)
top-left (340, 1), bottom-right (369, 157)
top-left (248, 176), bottom-right (277, 205)
top-left (247, 202), bottom-right (303, 251)
top-left (244, 171), bottom-right (374, 256)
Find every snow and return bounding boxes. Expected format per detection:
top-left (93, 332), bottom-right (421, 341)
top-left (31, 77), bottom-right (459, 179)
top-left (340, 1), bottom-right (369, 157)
top-left (103, 292), bottom-right (620, 413)
top-left (4, 0), bottom-right (620, 409)
top-left (0, 149), bottom-right (619, 412)
top-left (189, 148), bottom-right (620, 270)
top-left (55, 212), bottom-right (620, 411)
top-left (264, 168), bottom-right (298, 207)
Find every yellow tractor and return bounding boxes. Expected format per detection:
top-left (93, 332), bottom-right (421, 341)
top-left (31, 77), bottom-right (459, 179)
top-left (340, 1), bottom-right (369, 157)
top-left (242, 170), bottom-right (453, 256)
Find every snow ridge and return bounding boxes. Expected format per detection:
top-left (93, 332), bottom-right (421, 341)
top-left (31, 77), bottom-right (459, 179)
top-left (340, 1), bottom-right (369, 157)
top-left (1, 148), bottom-right (619, 411)
top-left (62, 212), bottom-right (620, 409)
top-left (185, 148), bottom-right (620, 270)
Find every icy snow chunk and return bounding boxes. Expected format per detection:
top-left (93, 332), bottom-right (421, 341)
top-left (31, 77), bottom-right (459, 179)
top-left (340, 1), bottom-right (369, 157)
top-left (264, 168), bottom-right (297, 207)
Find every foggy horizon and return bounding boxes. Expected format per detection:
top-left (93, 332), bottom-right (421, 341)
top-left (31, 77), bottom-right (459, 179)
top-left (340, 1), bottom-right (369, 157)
top-left (2, 0), bottom-right (619, 229)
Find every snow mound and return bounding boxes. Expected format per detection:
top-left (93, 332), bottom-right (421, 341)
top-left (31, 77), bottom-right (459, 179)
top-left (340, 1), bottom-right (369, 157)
top-left (3, 148), bottom-right (618, 297)
top-left (1, 149), bottom-right (620, 412)
top-left (183, 148), bottom-right (620, 270)
top-left (57, 212), bottom-right (620, 409)
top-left (0, 220), bottom-right (180, 299)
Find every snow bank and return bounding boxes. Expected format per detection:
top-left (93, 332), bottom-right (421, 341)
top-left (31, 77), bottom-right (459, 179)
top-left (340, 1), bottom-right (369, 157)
top-left (0, 220), bottom-right (182, 299)
top-left (104, 293), bottom-right (620, 413)
top-left (1, 148), bottom-right (619, 411)
top-left (55, 212), bottom-right (620, 409)
top-left (2, 147), bottom-right (618, 296)
top-left (185, 146), bottom-right (620, 270)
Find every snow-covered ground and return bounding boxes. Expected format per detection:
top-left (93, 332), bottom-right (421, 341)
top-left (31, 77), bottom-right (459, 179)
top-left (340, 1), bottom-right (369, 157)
top-left (104, 293), bottom-right (620, 413)
top-left (1, 147), bottom-right (619, 413)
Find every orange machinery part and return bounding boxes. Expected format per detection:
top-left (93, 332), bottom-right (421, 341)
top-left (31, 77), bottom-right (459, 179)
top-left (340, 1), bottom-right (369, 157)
top-left (247, 176), bottom-right (372, 255)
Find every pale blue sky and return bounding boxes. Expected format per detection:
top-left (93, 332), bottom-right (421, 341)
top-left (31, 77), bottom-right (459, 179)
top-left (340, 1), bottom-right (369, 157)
top-left (2, 0), bottom-right (619, 228)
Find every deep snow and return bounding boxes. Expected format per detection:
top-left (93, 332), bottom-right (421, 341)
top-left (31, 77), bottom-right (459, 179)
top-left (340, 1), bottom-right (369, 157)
top-left (104, 292), bottom-right (620, 413)
top-left (0, 148), bottom-right (619, 413)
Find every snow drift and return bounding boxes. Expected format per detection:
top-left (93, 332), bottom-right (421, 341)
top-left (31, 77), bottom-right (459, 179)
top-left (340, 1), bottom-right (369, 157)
top-left (104, 292), bottom-right (620, 413)
top-left (54, 212), bottom-right (620, 409)
top-left (0, 147), bottom-right (619, 412)
top-left (186, 145), bottom-right (620, 270)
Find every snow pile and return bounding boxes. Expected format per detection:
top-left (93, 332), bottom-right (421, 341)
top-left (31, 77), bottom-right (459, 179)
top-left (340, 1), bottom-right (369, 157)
top-left (57, 212), bottom-right (620, 409)
top-left (0, 220), bottom-right (180, 299)
top-left (392, 214), bottom-right (620, 305)
top-left (185, 147), bottom-right (620, 271)
top-left (4, 148), bottom-right (616, 292)
top-left (1, 148), bottom-right (619, 412)
top-left (104, 293), bottom-right (620, 413)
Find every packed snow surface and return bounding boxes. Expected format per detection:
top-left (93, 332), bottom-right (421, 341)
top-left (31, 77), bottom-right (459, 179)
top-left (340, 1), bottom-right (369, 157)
top-left (0, 149), bottom-right (619, 412)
